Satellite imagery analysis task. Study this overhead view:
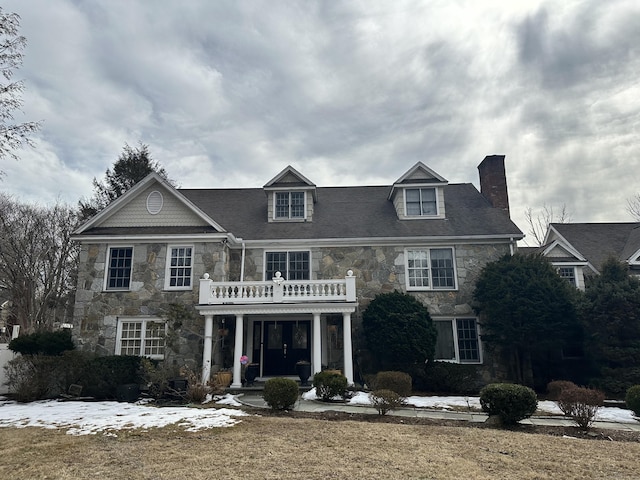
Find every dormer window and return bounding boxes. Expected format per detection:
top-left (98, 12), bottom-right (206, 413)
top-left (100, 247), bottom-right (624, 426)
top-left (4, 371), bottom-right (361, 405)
top-left (406, 188), bottom-right (437, 216)
top-left (275, 191), bottom-right (305, 219)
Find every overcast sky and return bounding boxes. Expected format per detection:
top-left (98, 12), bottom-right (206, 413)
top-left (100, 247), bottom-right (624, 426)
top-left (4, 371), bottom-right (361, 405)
top-left (2, 0), bottom-right (639, 244)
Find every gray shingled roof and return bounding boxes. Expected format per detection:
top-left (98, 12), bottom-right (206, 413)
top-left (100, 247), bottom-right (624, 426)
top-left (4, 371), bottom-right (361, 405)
top-left (550, 223), bottom-right (640, 271)
top-left (177, 183), bottom-right (522, 241)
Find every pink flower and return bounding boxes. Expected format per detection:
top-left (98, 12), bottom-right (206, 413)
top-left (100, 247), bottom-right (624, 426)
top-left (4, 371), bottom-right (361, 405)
top-left (240, 355), bottom-right (249, 365)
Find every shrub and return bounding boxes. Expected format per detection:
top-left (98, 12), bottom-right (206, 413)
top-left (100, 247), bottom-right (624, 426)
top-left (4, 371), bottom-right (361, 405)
top-left (313, 371), bottom-right (348, 401)
top-left (4, 355), bottom-right (57, 402)
top-left (546, 380), bottom-right (578, 401)
top-left (479, 383), bottom-right (538, 426)
top-left (4, 351), bottom-right (93, 402)
top-left (370, 389), bottom-right (405, 415)
top-left (625, 385), bottom-right (640, 416)
top-left (372, 371), bottom-right (412, 397)
top-left (79, 355), bottom-right (143, 400)
top-left (417, 362), bottom-right (479, 394)
top-left (557, 386), bottom-right (605, 430)
top-left (362, 290), bottom-right (437, 372)
top-left (263, 377), bottom-right (299, 410)
top-left (9, 329), bottom-right (75, 356)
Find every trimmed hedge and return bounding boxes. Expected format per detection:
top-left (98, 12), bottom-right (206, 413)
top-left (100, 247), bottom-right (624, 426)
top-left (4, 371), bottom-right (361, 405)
top-left (9, 329), bottom-right (75, 356)
top-left (625, 385), bottom-right (640, 416)
top-left (479, 383), bottom-right (538, 425)
top-left (79, 355), bottom-right (143, 399)
top-left (263, 378), bottom-right (299, 410)
top-left (372, 371), bottom-right (412, 397)
top-left (546, 380), bottom-right (578, 401)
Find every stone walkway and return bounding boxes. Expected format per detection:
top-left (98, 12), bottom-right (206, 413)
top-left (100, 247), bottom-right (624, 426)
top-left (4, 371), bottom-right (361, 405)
top-left (237, 393), bottom-right (640, 432)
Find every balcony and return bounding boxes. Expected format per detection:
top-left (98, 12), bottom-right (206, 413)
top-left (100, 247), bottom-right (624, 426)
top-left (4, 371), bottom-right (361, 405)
top-left (199, 271), bottom-right (356, 305)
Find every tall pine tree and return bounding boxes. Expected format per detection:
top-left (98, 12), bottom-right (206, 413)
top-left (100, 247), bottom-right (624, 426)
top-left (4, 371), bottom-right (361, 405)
top-left (474, 253), bottom-right (580, 387)
top-left (581, 257), bottom-right (640, 396)
top-left (78, 142), bottom-right (173, 219)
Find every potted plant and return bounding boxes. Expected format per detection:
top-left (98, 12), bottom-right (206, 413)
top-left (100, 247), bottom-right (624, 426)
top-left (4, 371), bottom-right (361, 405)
top-left (296, 360), bottom-right (312, 386)
top-left (244, 363), bottom-right (260, 386)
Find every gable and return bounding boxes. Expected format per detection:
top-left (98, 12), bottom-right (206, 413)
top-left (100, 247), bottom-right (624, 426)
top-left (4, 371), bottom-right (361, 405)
top-left (100, 183), bottom-right (211, 228)
top-left (389, 162), bottom-right (448, 219)
top-left (74, 172), bottom-right (226, 235)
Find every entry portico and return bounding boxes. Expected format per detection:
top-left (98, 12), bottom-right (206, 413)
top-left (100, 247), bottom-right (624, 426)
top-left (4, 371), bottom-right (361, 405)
top-left (197, 271), bottom-right (357, 387)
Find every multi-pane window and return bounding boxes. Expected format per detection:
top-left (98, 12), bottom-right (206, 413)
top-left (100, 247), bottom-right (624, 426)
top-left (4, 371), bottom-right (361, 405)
top-left (275, 192), bottom-right (305, 219)
top-left (406, 188), bottom-right (437, 216)
top-left (117, 319), bottom-right (165, 359)
top-left (558, 266), bottom-right (577, 287)
top-left (407, 248), bottom-right (455, 290)
top-left (434, 318), bottom-right (481, 363)
top-left (265, 251), bottom-right (310, 280)
top-left (166, 246), bottom-right (193, 289)
top-left (106, 247), bottom-right (133, 290)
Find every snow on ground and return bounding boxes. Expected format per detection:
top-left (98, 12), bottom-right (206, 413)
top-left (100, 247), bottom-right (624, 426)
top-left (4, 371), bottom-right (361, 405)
top-left (0, 395), bottom-right (247, 435)
top-left (306, 389), bottom-right (638, 424)
top-left (0, 391), bottom-right (637, 436)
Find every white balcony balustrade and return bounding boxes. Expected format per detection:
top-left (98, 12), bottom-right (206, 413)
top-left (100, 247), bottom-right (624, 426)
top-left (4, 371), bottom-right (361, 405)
top-left (199, 270), bottom-right (356, 305)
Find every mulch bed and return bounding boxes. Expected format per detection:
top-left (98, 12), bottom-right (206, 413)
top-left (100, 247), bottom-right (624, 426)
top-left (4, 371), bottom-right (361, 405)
top-left (247, 406), bottom-right (640, 443)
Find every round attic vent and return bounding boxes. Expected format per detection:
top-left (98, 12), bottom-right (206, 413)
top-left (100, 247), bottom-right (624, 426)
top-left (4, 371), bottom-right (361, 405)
top-left (146, 191), bottom-right (163, 214)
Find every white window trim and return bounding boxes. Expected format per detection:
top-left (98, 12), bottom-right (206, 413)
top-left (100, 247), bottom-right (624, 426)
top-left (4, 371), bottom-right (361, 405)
top-left (263, 249), bottom-right (312, 281)
top-left (552, 262), bottom-right (586, 290)
top-left (405, 247), bottom-right (458, 291)
top-left (115, 317), bottom-right (166, 360)
top-left (434, 317), bottom-right (483, 364)
top-left (402, 187), bottom-right (444, 219)
top-left (104, 245), bottom-right (134, 292)
top-left (273, 191), bottom-right (307, 220)
top-left (164, 244), bottom-right (194, 291)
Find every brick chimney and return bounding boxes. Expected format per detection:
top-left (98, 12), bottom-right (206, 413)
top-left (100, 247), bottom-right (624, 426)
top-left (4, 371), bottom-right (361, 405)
top-left (478, 155), bottom-right (510, 216)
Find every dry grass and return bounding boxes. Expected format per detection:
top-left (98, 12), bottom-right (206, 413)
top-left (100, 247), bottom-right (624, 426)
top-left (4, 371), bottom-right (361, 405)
top-left (1, 413), bottom-right (640, 479)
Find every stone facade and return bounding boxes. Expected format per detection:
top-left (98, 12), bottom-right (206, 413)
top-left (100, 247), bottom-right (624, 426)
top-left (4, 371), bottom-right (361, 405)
top-left (73, 238), bottom-right (510, 380)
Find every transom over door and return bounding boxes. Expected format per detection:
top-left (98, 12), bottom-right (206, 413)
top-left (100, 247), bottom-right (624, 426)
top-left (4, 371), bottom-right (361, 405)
top-left (263, 321), bottom-right (310, 376)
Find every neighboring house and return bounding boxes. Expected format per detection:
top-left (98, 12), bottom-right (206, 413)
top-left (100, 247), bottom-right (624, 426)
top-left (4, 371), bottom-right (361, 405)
top-left (533, 222), bottom-right (640, 290)
top-left (71, 155), bottom-right (523, 387)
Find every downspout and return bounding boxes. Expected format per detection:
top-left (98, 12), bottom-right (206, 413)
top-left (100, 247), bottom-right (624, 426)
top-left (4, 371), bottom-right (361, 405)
top-left (239, 238), bottom-right (246, 282)
top-left (509, 237), bottom-right (515, 256)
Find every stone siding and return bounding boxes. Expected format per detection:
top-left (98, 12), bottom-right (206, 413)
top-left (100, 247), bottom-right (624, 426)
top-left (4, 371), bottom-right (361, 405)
top-left (74, 239), bottom-right (510, 381)
top-left (72, 241), bottom-right (226, 366)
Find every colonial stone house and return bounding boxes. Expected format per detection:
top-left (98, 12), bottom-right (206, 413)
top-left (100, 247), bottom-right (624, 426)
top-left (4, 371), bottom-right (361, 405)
top-left (71, 155), bottom-right (523, 387)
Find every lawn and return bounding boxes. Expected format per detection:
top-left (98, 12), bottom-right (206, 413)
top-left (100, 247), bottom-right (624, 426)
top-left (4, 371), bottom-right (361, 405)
top-left (1, 413), bottom-right (639, 479)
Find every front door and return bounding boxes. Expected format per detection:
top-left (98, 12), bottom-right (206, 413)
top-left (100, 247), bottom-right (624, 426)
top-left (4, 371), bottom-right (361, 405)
top-left (263, 321), bottom-right (311, 376)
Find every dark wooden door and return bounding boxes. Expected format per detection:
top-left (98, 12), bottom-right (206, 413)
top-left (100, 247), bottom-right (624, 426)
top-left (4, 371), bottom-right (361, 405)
top-left (263, 321), bottom-right (310, 376)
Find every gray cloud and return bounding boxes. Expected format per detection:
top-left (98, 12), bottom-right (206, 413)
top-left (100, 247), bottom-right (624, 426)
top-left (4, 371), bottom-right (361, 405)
top-left (2, 0), bottom-right (639, 238)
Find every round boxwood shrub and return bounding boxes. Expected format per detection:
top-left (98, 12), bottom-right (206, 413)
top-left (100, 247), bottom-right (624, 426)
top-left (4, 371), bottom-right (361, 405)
top-left (625, 385), bottom-right (640, 416)
top-left (479, 383), bottom-right (538, 425)
top-left (372, 371), bottom-right (412, 397)
top-left (546, 380), bottom-right (578, 401)
top-left (313, 371), bottom-right (348, 401)
top-left (263, 377), bottom-right (299, 410)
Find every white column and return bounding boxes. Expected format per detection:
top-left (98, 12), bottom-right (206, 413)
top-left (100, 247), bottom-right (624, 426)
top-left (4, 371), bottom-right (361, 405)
top-left (313, 313), bottom-right (322, 375)
top-left (232, 314), bottom-right (244, 388)
top-left (342, 312), bottom-right (354, 385)
top-left (201, 315), bottom-right (214, 384)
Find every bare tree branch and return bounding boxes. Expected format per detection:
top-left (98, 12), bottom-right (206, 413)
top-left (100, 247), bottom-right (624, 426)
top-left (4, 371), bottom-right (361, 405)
top-left (627, 194), bottom-right (640, 221)
top-left (524, 203), bottom-right (572, 246)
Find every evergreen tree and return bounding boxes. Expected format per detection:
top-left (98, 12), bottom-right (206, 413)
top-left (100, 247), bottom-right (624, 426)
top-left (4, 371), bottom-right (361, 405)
top-left (78, 142), bottom-right (173, 219)
top-left (581, 257), bottom-right (640, 396)
top-left (474, 253), bottom-right (580, 387)
top-left (362, 290), bottom-right (437, 373)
